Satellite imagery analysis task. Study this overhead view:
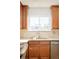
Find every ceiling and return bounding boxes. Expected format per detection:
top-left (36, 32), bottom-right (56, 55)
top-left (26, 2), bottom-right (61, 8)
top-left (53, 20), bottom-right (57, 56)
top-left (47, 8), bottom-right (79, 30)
top-left (20, 0), bottom-right (59, 7)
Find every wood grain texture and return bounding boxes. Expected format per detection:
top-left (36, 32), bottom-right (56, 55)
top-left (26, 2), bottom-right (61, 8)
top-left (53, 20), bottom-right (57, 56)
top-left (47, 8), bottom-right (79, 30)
top-left (28, 41), bottom-right (50, 59)
top-left (51, 5), bottom-right (59, 29)
top-left (20, 2), bottom-right (28, 29)
top-left (40, 45), bottom-right (49, 57)
top-left (22, 6), bottom-right (28, 29)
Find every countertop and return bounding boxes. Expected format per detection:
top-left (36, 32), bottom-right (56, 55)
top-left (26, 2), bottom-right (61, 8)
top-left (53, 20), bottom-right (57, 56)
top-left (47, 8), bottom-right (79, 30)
top-left (20, 29), bottom-right (59, 40)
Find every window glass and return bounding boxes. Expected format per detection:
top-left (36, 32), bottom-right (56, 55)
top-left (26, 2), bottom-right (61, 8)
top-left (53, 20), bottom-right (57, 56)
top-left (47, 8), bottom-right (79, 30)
top-left (28, 8), bottom-right (51, 31)
top-left (40, 17), bottom-right (50, 27)
top-left (29, 17), bottom-right (39, 26)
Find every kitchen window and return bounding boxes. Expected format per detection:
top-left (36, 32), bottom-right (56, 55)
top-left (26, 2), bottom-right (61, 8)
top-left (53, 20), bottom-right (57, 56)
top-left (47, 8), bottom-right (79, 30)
top-left (28, 7), bottom-right (52, 31)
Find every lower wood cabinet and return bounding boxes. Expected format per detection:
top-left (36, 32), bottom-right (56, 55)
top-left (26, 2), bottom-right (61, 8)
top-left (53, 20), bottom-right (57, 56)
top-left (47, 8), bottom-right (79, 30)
top-left (25, 41), bottom-right (59, 59)
top-left (40, 45), bottom-right (49, 57)
top-left (28, 41), bottom-right (50, 59)
top-left (29, 57), bottom-right (39, 59)
top-left (29, 57), bottom-right (49, 59)
top-left (29, 45), bottom-right (40, 57)
top-left (40, 57), bottom-right (49, 59)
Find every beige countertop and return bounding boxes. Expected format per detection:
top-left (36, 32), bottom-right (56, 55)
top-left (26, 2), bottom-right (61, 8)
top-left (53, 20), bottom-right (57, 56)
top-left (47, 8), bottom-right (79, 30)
top-left (20, 39), bottom-right (59, 42)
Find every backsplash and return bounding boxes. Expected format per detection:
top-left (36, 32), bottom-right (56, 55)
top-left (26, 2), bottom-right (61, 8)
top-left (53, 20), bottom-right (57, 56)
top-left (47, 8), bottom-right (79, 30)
top-left (20, 29), bottom-right (59, 39)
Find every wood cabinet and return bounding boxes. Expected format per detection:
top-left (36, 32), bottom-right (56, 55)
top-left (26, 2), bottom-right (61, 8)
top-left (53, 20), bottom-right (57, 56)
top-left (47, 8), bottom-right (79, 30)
top-left (40, 41), bottom-right (50, 57)
top-left (29, 45), bottom-right (40, 57)
top-left (20, 2), bottom-right (28, 29)
top-left (25, 41), bottom-right (59, 59)
top-left (29, 57), bottom-right (39, 59)
top-left (22, 6), bottom-right (28, 29)
top-left (28, 41), bottom-right (50, 59)
top-left (40, 45), bottom-right (49, 57)
top-left (40, 57), bottom-right (49, 59)
top-left (51, 5), bottom-right (59, 29)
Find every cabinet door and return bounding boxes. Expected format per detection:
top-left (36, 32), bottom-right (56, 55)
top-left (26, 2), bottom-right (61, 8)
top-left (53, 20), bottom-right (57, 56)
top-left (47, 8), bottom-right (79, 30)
top-left (40, 44), bottom-right (49, 57)
top-left (29, 57), bottom-right (39, 59)
top-left (40, 57), bottom-right (49, 59)
top-left (52, 6), bottom-right (59, 29)
top-left (40, 41), bottom-right (49, 45)
top-left (29, 45), bottom-right (40, 57)
top-left (29, 41), bottom-right (40, 45)
top-left (25, 57), bottom-right (28, 59)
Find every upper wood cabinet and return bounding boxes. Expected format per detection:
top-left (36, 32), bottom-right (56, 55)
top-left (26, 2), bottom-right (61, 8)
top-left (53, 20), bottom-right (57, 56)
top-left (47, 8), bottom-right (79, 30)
top-left (51, 5), bottom-right (59, 29)
top-left (22, 6), bottom-right (28, 29)
top-left (20, 2), bottom-right (28, 29)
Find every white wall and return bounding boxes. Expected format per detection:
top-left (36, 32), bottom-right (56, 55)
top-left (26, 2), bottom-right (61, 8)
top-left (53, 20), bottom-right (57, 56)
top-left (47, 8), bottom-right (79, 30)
top-left (21, 0), bottom-right (59, 7)
top-left (28, 7), bottom-right (51, 17)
